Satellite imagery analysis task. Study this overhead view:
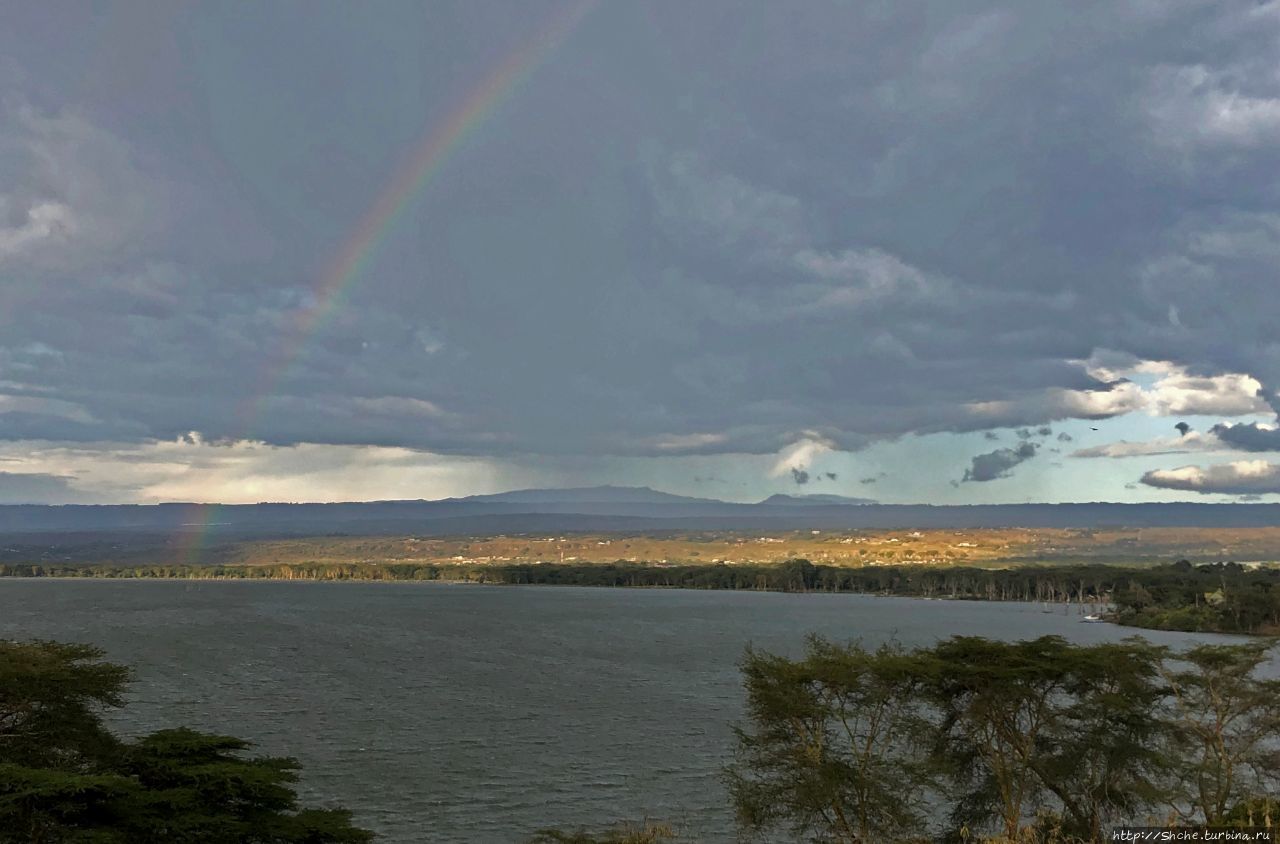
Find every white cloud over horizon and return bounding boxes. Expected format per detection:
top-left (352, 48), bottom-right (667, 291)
top-left (1141, 460), bottom-right (1280, 495)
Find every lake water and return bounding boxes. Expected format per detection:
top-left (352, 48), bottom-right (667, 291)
top-left (0, 580), bottom-right (1262, 842)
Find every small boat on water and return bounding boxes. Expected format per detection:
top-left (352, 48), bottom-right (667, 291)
top-left (1081, 614), bottom-right (1104, 623)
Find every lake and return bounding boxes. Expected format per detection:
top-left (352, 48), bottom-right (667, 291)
top-left (0, 580), bottom-right (1261, 842)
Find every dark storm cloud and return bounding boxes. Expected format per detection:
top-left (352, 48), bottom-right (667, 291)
top-left (0, 471), bottom-right (83, 504)
top-left (1210, 423), bottom-right (1280, 451)
top-left (962, 442), bottom-right (1038, 483)
top-left (790, 468), bottom-right (810, 485)
top-left (0, 412), bottom-right (138, 442)
top-left (2, 1), bottom-right (1280, 469)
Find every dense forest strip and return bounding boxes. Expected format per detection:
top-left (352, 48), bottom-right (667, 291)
top-left (2, 558), bottom-right (1278, 635)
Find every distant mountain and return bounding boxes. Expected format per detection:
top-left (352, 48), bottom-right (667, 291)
top-left (3, 496), bottom-right (1280, 539)
top-left (452, 485), bottom-right (721, 505)
top-left (759, 493), bottom-right (877, 506)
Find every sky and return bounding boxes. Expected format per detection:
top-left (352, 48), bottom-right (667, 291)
top-left (2, 0), bottom-right (1280, 505)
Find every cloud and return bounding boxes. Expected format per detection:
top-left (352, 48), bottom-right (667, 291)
top-left (1071, 431), bottom-right (1224, 459)
top-left (1140, 460), bottom-right (1280, 496)
top-left (966, 360), bottom-right (1269, 430)
top-left (769, 435), bottom-right (835, 478)
top-left (0, 471), bottom-right (85, 504)
top-left (0, 200), bottom-right (73, 258)
top-left (4, 0), bottom-right (1280, 501)
top-left (1145, 64), bottom-right (1280, 152)
top-left (965, 384), bottom-right (1150, 428)
top-left (1057, 432), bottom-right (1073, 442)
top-left (962, 442), bottom-right (1038, 483)
top-left (1210, 422), bottom-right (1280, 452)
top-left (0, 436), bottom-right (523, 504)
top-left (790, 467), bottom-right (810, 485)
top-left (414, 328), bottom-right (445, 356)
top-left (349, 396), bottom-right (449, 419)
top-left (647, 432), bottom-right (731, 453)
top-left (1141, 370), bottom-right (1267, 416)
top-left (0, 101), bottom-right (158, 271)
top-left (646, 149), bottom-right (810, 257)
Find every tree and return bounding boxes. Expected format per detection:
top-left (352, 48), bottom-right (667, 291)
top-left (0, 639), bottom-right (372, 843)
top-left (1044, 639), bottom-right (1170, 840)
top-left (0, 640), bottom-right (129, 770)
top-left (727, 636), bottom-right (936, 843)
top-left (109, 728), bottom-right (371, 843)
top-left (727, 635), bottom-right (1230, 844)
top-left (924, 636), bottom-right (1171, 842)
top-left (1159, 641), bottom-right (1280, 825)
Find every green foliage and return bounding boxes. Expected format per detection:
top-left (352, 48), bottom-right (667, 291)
top-left (0, 640), bottom-right (372, 843)
top-left (728, 635), bottom-right (1279, 844)
top-left (0, 763), bottom-right (135, 843)
top-left (1159, 642), bottom-right (1280, 825)
top-left (925, 637), bottom-right (1168, 842)
top-left (728, 637), bottom-right (934, 842)
top-left (0, 641), bottom-right (129, 770)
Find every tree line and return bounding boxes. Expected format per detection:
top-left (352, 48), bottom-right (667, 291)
top-left (2, 557), bottom-right (1278, 634)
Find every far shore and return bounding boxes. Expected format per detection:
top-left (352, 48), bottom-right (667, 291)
top-left (2, 558), bottom-right (1276, 636)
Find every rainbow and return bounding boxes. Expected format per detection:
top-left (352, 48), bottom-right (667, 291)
top-left (237, 0), bottom-right (595, 435)
top-left (177, 0), bottom-right (593, 564)
top-left (174, 501), bottom-right (221, 567)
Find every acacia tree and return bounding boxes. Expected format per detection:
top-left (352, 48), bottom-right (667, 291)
top-left (1159, 641), bottom-right (1280, 825)
top-left (926, 636), bottom-right (1085, 841)
top-left (0, 639), bottom-right (372, 843)
top-left (924, 637), bottom-right (1169, 841)
top-left (1038, 639), bottom-right (1169, 840)
top-left (728, 635), bottom-right (1194, 844)
top-left (727, 636), bottom-right (936, 843)
top-left (0, 639), bottom-right (128, 770)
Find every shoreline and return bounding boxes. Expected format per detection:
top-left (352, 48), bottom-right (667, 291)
top-left (2, 558), bottom-right (1276, 637)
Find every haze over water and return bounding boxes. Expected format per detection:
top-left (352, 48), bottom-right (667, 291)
top-left (0, 580), bottom-right (1263, 842)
